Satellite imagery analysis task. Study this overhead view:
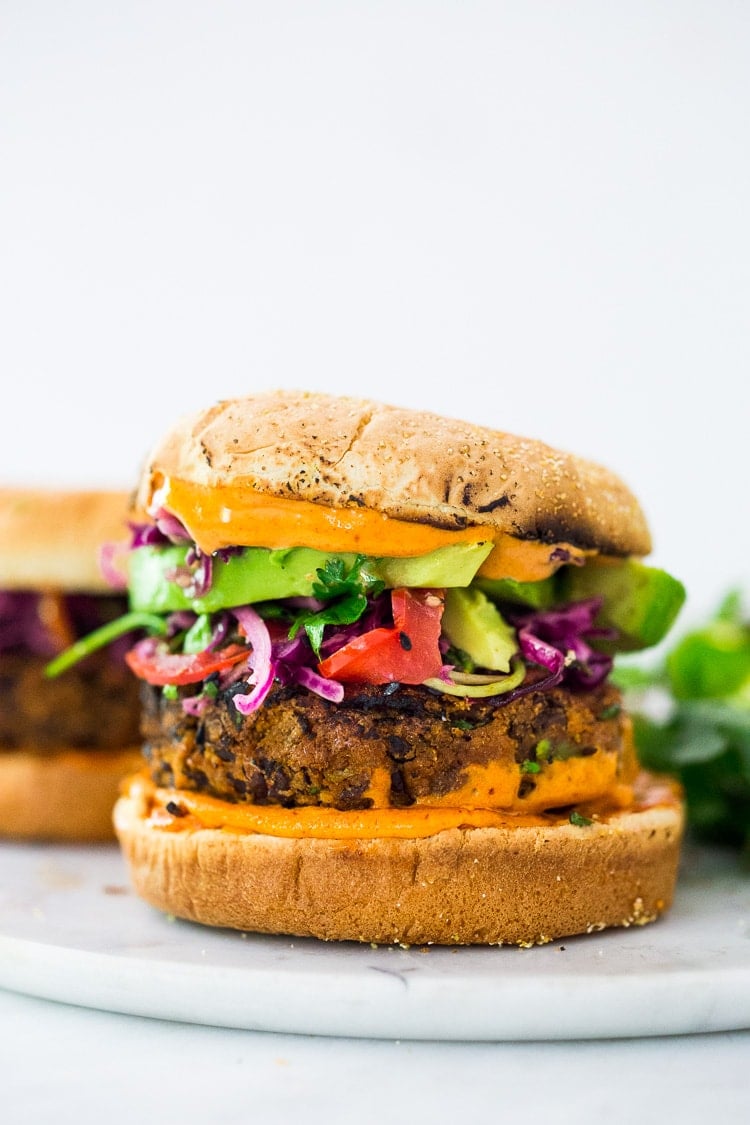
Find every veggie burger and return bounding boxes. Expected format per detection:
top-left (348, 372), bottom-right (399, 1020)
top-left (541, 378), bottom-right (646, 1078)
top-left (0, 489), bottom-right (142, 840)
top-left (111, 391), bottom-right (686, 944)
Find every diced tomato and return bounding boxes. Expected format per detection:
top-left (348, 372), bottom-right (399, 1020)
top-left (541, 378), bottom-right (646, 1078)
top-left (317, 588), bottom-right (444, 684)
top-left (125, 637), bottom-right (249, 686)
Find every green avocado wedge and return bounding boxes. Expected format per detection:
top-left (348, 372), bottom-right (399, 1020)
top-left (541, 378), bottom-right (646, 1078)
top-left (128, 541), bottom-right (493, 615)
top-left (475, 574), bottom-right (559, 609)
top-left (441, 587), bottom-right (517, 673)
top-left (559, 558), bottom-right (686, 652)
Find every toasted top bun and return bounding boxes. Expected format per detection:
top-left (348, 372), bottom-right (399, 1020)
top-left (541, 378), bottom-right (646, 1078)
top-left (0, 488), bottom-right (131, 592)
top-left (137, 390), bottom-right (651, 557)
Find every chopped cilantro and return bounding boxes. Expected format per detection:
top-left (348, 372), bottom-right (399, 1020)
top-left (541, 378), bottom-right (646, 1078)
top-left (183, 614), bottom-right (214, 654)
top-left (569, 811), bottom-right (593, 827)
top-left (521, 760), bottom-right (541, 774)
top-left (312, 555), bottom-right (384, 601)
top-left (598, 703), bottom-right (622, 721)
top-left (534, 738), bottom-right (551, 760)
top-left (285, 555), bottom-right (386, 657)
top-left (444, 645), bottom-right (476, 674)
top-left (162, 684), bottom-right (179, 700)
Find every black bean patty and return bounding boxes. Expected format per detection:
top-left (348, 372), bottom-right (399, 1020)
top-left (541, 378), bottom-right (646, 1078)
top-left (0, 652), bottom-right (142, 752)
top-left (141, 679), bottom-right (627, 811)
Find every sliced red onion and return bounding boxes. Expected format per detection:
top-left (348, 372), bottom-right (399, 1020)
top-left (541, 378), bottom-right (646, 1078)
top-left (98, 543), bottom-right (128, 591)
top-left (231, 661), bottom-right (276, 715)
top-left (231, 606), bottom-right (275, 714)
top-left (293, 665), bottom-right (345, 703)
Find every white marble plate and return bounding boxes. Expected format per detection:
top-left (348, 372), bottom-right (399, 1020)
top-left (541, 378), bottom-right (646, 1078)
top-left (0, 838), bottom-right (748, 1040)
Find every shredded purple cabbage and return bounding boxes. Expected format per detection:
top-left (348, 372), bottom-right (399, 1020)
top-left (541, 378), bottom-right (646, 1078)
top-left (509, 598), bottom-right (614, 693)
top-left (128, 522), bottom-right (170, 549)
top-left (165, 610), bottom-right (199, 635)
top-left (167, 546), bottom-right (214, 599)
top-left (176, 605), bottom-right (346, 715)
top-left (129, 509), bottom-right (191, 549)
top-left (0, 591), bottom-right (132, 661)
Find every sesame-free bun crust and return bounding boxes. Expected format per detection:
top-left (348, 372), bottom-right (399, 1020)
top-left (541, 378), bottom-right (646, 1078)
top-left (0, 488), bottom-right (132, 592)
top-left (138, 391), bottom-right (651, 557)
top-left (0, 748), bottom-right (143, 842)
top-left (114, 788), bottom-right (683, 945)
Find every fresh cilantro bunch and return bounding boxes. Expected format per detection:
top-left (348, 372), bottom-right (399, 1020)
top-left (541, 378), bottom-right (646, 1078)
top-left (616, 592), bottom-right (750, 860)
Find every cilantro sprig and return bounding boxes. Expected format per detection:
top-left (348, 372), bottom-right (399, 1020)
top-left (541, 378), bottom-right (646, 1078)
top-left (616, 591), bottom-right (750, 860)
top-left (290, 556), bottom-right (385, 657)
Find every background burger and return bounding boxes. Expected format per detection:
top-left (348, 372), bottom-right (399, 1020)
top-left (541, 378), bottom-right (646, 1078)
top-left (0, 489), bottom-right (144, 841)
top-left (110, 391), bottom-right (686, 944)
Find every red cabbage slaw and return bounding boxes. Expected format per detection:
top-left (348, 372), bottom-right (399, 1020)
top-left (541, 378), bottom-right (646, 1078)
top-left (506, 598), bottom-right (614, 702)
top-left (128, 593), bottom-right (614, 717)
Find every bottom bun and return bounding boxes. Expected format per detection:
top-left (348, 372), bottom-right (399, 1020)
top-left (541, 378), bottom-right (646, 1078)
top-left (114, 785), bottom-right (684, 945)
top-left (0, 748), bottom-right (144, 842)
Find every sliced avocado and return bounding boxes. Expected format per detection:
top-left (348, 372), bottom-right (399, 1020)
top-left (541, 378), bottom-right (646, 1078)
top-left (441, 587), bottom-right (517, 672)
top-left (374, 541), bottom-right (492, 588)
top-left (128, 541), bottom-right (492, 615)
top-left (476, 574), bottom-right (559, 609)
top-left (559, 558), bottom-right (686, 651)
top-left (128, 545), bottom-right (336, 613)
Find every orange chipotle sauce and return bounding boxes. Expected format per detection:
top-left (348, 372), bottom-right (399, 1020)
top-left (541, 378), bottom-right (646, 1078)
top-left (128, 772), bottom-right (680, 841)
top-left (150, 476), bottom-right (593, 582)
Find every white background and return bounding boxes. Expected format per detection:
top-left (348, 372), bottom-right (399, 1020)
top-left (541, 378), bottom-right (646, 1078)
top-left (1, 2), bottom-right (748, 619)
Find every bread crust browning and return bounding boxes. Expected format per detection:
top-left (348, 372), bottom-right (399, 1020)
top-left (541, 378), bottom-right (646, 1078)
top-left (114, 787), bottom-right (683, 945)
top-left (0, 748), bottom-right (143, 841)
top-left (138, 391), bottom-right (651, 557)
top-left (0, 489), bottom-right (132, 592)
